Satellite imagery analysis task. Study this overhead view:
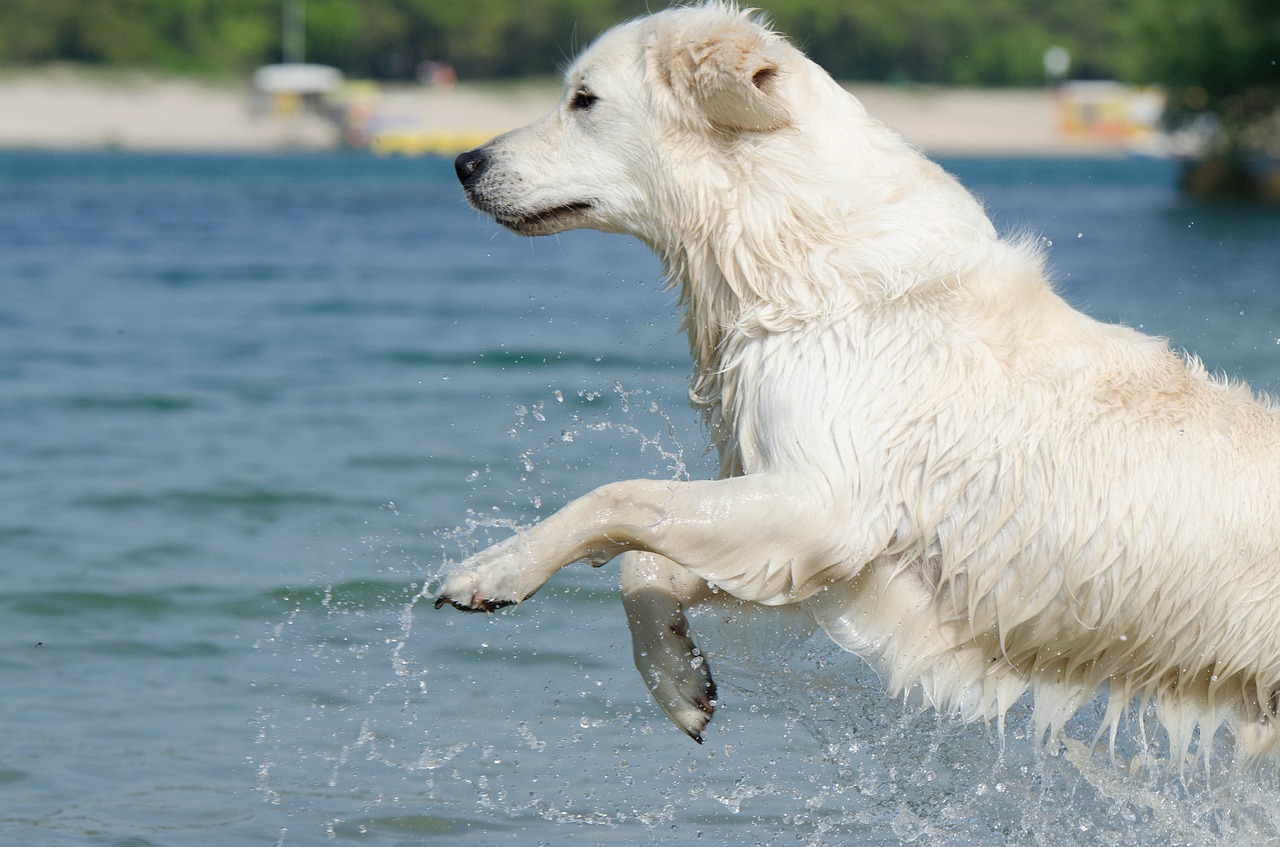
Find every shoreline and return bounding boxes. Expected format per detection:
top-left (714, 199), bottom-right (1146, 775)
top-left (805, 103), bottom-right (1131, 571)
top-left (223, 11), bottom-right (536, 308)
top-left (0, 70), bottom-right (1142, 157)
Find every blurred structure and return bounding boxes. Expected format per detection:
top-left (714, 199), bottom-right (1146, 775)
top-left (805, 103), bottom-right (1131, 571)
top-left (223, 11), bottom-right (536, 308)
top-left (325, 79), bottom-right (532, 156)
top-left (416, 61), bottom-right (457, 88)
top-left (251, 63), bottom-right (343, 116)
top-left (1055, 82), bottom-right (1167, 153)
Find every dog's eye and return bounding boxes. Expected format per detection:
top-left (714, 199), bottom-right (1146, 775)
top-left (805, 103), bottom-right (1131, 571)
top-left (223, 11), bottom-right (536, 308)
top-left (569, 89), bottom-right (599, 112)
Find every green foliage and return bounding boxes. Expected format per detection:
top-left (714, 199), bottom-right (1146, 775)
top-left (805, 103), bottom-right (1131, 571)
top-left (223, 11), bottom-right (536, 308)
top-left (1120, 0), bottom-right (1280, 98)
top-left (0, 0), bottom-right (1274, 100)
top-left (1118, 0), bottom-right (1279, 168)
top-left (700, 0), bottom-right (1130, 85)
top-left (0, 0), bottom-right (278, 72)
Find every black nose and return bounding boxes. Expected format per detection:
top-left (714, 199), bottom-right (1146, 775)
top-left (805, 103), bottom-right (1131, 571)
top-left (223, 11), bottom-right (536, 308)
top-left (455, 148), bottom-right (488, 186)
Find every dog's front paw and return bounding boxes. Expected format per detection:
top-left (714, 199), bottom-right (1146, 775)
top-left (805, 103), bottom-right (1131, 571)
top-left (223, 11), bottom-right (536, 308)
top-left (432, 580), bottom-right (517, 613)
top-left (433, 537), bottom-right (546, 613)
top-left (634, 613), bottom-right (718, 742)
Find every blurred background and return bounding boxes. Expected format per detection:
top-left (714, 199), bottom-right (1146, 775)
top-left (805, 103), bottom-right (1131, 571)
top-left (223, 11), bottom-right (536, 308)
top-left (0, 0), bottom-right (1276, 194)
top-left (2, 4), bottom-right (1280, 847)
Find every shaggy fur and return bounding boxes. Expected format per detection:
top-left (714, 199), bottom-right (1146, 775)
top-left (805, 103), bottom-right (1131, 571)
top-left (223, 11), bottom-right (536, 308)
top-left (439, 2), bottom-right (1280, 759)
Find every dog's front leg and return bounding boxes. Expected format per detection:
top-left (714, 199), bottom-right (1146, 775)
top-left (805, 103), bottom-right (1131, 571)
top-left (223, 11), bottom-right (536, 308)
top-left (620, 551), bottom-right (718, 741)
top-left (435, 474), bottom-right (857, 612)
top-left (433, 482), bottom-right (640, 613)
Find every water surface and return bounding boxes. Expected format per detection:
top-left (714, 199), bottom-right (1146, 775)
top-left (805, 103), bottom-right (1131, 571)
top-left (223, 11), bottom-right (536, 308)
top-left (2, 151), bottom-right (1279, 845)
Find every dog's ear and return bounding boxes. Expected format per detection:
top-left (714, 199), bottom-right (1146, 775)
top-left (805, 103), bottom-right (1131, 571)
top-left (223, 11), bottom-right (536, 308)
top-left (668, 23), bottom-right (791, 133)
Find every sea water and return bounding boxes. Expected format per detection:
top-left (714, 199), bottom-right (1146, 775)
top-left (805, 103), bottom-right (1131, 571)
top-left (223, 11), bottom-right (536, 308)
top-left (2, 150), bottom-right (1279, 846)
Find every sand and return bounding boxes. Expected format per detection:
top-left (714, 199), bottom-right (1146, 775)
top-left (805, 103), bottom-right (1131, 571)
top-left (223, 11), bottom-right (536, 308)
top-left (0, 71), bottom-right (339, 151)
top-left (0, 70), bottom-right (1120, 157)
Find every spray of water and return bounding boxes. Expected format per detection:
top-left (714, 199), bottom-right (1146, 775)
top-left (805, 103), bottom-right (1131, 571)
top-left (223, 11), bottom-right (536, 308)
top-left (254, 386), bottom-right (1280, 846)
top-left (696, 614), bottom-right (1280, 846)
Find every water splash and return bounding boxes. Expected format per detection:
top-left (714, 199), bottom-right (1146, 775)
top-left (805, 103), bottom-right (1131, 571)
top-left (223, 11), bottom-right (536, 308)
top-left (255, 385), bottom-right (1280, 846)
top-left (434, 381), bottom-right (703, 583)
top-left (693, 611), bottom-right (1280, 846)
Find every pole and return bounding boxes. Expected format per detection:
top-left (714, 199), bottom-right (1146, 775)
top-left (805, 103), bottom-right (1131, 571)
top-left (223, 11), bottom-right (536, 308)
top-left (283, 0), bottom-right (305, 64)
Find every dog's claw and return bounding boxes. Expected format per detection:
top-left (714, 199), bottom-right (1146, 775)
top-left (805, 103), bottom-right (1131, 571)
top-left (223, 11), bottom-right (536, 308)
top-left (433, 594), bottom-right (516, 613)
top-left (676, 677), bottom-right (718, 744)
top-left (633, 624), bottom-right (718, 740)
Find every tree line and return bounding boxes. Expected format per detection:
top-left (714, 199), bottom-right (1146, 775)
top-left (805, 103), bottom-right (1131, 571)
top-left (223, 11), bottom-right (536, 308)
top-left (0, 0), bottom-right (1273, 94)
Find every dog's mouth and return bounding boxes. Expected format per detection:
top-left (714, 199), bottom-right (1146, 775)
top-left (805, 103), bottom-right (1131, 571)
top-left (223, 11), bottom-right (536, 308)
top-left (463, 192), bottom-right (594, 236)
top-left (495, 201), bottom-right (594, 236)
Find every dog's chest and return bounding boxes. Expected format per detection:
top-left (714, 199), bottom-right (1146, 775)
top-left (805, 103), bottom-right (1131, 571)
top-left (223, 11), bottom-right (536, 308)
top-left (708, 326), bottom-right (893, 474)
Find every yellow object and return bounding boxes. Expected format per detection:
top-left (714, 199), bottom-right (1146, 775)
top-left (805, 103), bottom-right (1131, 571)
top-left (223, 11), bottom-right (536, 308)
top-left (272, 92), bottom-right (302, 116)
top-left (1056, 82), bottom-right (1165, 146)
top-left (368, 129), bottom-right (493, 157)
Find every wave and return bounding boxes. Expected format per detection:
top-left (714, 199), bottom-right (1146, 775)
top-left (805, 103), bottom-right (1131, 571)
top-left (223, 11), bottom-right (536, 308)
top-left (377, 347), bottom-right (681, 372)
top-left (72, 485), bottom-right (377, 520)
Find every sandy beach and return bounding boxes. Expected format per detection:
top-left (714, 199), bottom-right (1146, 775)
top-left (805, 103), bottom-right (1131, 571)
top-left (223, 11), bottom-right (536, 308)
top-left (0, 69), bottom-right (1130, 156)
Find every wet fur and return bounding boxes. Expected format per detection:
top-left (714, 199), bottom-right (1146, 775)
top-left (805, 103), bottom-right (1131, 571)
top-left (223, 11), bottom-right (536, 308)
top-left (440, 2), bottom-right (1280, 759)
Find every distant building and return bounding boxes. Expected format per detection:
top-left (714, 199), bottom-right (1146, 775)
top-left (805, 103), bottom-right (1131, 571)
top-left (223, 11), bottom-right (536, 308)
top-left (251, 63), bottom-right (344, 116)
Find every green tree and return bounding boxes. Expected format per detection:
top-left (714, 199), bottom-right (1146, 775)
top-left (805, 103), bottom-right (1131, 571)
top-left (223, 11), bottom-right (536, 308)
top-left (1122, 0), bottom-right (1280, 198)
top-left (0, 0), bottom-right (276, 72)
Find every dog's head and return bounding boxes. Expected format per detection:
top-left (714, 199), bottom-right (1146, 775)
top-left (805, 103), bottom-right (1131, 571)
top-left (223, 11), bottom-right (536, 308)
top-left (455, 3), bottom-right (805, 242)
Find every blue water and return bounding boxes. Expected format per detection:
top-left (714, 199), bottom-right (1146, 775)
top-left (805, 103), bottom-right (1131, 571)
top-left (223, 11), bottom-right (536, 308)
top-left (2, 150), bottom-right (1279, 846)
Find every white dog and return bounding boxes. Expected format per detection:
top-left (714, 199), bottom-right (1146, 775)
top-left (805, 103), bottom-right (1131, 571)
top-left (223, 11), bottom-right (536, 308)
top-left (438, 2), bottom-right (1280, 759)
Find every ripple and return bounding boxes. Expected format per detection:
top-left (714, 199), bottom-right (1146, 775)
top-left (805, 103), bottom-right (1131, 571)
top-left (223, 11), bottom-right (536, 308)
top-left (62, 393), bottom-right (199, 414)
top-left (72, 485), bottom-right (374, 522)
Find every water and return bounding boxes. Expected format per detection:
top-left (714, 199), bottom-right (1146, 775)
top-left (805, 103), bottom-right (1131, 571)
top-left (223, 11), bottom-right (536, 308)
top-left (2, 150), bottom-right (1279, 846)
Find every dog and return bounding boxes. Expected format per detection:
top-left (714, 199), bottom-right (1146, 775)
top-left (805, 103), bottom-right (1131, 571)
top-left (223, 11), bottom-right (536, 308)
top-left (438, 1), bottom-right (1280, 759)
